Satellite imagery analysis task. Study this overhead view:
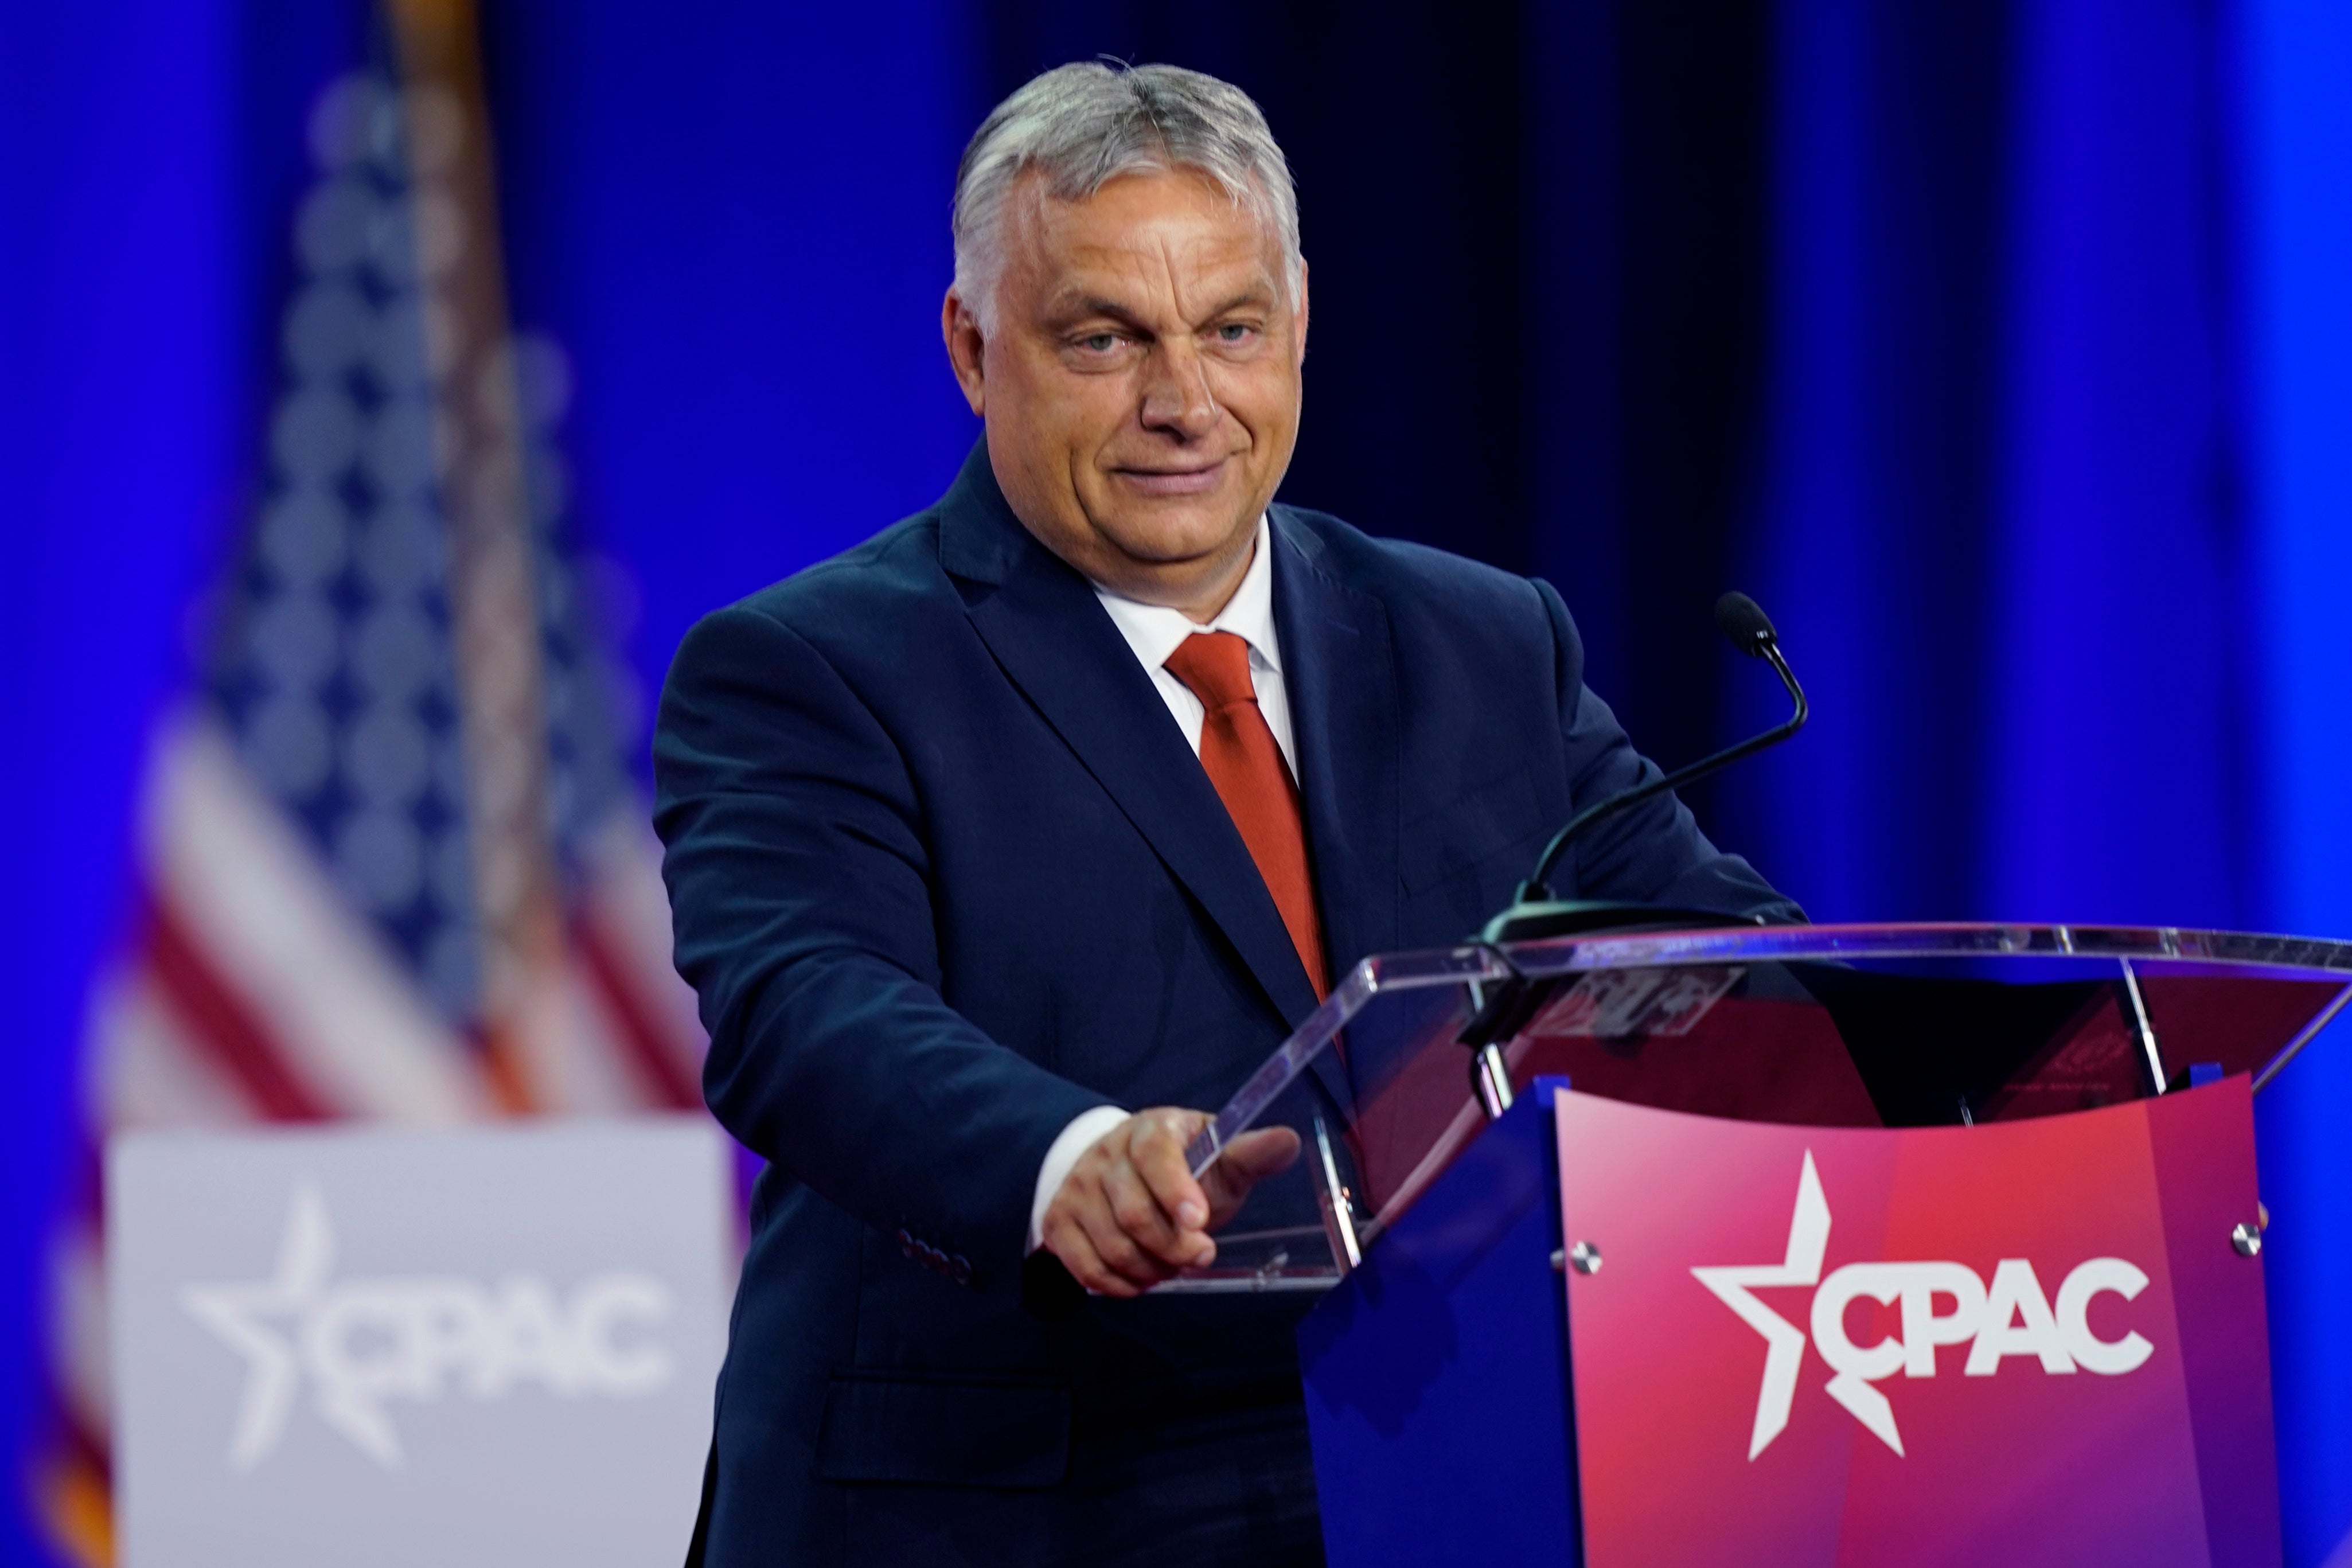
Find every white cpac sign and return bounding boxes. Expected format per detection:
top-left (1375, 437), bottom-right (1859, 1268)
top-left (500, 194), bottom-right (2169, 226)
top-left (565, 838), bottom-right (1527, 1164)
top-left (181, 1183), bottom-right (676, 1470)
top-left (1692, 1153), bottom-right (2154, 1459)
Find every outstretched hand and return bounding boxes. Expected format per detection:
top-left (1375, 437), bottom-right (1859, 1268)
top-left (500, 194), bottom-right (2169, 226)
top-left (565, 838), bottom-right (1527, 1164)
top-left (1039, 1108), bottom-right (1302, 1297)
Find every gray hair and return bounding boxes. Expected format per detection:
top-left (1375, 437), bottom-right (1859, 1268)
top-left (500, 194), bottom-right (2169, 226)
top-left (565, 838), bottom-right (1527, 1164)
top-left (951, 62), bottom-right (1302, 334)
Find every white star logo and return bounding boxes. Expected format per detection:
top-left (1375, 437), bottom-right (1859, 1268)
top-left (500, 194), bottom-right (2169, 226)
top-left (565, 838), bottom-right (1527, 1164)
top-left (1690, 1151), bottom-right (1845, 1459)
top-left (178, 1181), bottom-right (366, 1468)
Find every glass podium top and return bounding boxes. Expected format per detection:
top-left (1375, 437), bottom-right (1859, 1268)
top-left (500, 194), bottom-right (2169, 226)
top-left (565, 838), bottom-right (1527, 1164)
top-left (1164, 922), bottom-right (2352, 1294)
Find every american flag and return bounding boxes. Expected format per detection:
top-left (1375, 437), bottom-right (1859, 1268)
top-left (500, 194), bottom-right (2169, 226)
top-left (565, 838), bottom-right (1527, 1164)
top-left (38, 13), bottom-right (707, 1562)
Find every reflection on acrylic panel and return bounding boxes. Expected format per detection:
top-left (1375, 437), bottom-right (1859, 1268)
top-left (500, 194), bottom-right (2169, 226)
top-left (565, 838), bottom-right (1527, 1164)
top-left (1169, 924), bottom-right (2352, 1294)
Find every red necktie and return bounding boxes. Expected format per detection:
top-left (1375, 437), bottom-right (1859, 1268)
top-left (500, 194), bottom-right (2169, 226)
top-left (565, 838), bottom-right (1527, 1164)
top-left (1162, 631), bottom-right (1328, 1000)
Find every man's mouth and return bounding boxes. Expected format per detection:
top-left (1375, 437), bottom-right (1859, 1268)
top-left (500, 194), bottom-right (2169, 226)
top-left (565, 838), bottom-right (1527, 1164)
top-left (1111, 458), bottom-right (1231, 498)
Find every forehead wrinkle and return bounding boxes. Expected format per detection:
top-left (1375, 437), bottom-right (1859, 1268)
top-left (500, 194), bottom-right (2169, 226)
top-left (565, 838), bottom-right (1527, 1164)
top-left (1136, 206), bottom-right (1274, 321)
top-left (1038, 247), bottom-right (1172, 332)
top-left (1135, 249), bottom-right (1277, 327)
top-left (1027, 179), bottom-right (1278, 328)
top-left (1046, 240), bottom-right (1260, 331)
top-left (1158, 230), bottom-right (1222, 327)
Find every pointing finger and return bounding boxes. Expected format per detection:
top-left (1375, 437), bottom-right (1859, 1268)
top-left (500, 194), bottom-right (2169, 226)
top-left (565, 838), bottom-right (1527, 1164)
top-left (1131, 1110), bottom-right (1212, 1234)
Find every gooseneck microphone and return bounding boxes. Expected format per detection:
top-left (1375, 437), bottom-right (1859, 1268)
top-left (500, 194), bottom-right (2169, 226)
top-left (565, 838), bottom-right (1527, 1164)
top-left (1478, 591), bottom-right (1808, 946)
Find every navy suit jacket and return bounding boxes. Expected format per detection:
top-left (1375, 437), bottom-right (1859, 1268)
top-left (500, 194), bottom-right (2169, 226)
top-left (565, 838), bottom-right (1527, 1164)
top-left (653, 442), bottom-right (1797, 1565)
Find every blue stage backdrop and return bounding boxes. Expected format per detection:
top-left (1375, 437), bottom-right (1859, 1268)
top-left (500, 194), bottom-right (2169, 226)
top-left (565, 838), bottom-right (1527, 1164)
top-left (2242, 2), bottom-right (2352, 1554)
top-left (2, 2), bottom-right (364, 1561)
top-left (1, 2), bottom-right (2347, 1565)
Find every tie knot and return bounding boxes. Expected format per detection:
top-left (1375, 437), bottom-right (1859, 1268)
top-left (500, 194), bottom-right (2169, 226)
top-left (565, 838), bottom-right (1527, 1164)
top-left (1163, 631), bottom-right (1257, 711)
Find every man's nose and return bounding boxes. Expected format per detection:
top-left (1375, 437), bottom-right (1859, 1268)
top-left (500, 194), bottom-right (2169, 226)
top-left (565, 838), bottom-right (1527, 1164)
top-left (1138, 340), bottom-right (1220, 440)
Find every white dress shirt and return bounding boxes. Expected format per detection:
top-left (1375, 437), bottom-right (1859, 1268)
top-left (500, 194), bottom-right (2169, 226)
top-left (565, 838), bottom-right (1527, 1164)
top-left (1026, 517), bottom-right (1292, 1253)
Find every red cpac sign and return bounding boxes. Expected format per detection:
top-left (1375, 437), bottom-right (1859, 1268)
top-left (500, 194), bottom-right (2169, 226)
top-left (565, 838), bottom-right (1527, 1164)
top-left (1555, 1080), bottom-right (2277, 1568)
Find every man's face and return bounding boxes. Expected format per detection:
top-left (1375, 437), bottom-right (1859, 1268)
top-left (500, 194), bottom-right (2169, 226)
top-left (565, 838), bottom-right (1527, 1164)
top-left (943, 169), bottom-right (1308, 617)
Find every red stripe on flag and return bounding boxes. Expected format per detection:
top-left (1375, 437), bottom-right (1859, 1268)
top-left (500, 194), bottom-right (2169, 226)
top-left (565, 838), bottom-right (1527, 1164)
top-left (574, 913), bottom-right (701, 1111)
top-left (36, 1390), bottom-right (115, 1568)
top-left (51, 1392), bottom-right (112, 1489)
top-left (141, 892), bottom-right (336, 1122)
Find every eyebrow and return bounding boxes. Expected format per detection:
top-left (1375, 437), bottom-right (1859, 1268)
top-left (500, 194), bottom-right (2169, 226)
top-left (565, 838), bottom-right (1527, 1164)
top-left (1052, 295), bottom-right (1152, 331)
top-left (1049, 287), bottom-right (1275, 334)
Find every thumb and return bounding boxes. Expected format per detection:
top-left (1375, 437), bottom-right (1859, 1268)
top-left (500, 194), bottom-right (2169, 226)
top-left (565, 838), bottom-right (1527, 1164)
top-left (1203, 1126), bottom-right (1302, 1224)
top-left (1221, 1126), bottom-right (1302, 1179)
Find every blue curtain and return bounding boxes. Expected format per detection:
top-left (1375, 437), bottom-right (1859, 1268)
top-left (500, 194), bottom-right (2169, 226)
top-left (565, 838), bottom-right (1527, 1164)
top-left (0, 3), bottom-right (365, 1560)
top-left (1750, 6), bottom-right (2350, 1554)
top-left (2, 1), bottom-right (2346, 1562)
top-left (2242, 2), bottom-right (2352, 1557)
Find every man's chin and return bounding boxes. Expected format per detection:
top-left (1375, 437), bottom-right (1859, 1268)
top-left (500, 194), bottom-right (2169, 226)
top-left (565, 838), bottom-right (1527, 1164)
top-left (1092, 504), bottom-right (1257, 571)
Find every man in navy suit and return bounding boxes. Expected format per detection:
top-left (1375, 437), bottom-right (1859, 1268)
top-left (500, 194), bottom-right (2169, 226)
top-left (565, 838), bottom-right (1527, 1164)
top-left (655, 61), bottom-right (1796, 1568)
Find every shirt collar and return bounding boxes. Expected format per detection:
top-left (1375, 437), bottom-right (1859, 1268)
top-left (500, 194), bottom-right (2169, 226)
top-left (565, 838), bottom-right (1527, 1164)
top-left (1091, 515), bottom-right (1282, 675)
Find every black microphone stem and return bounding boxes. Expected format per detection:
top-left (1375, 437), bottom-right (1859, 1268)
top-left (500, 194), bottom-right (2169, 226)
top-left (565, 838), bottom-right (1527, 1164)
top-left (1516, 639), bottom-right (1808, 903)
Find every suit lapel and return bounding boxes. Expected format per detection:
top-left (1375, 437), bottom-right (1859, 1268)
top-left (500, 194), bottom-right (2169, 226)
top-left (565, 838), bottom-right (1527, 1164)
top-left (938, 444), bottom-right (1325, 1035)
top-left (1269, 509), bottom-right (1399, 1121)
top-left (1270, 508), bottom-right (1401, 987)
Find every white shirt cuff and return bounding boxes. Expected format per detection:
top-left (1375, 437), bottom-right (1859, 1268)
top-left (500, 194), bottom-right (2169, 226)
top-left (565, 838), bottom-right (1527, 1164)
top-left (1027, 1105), bottom-right (1132, 1254)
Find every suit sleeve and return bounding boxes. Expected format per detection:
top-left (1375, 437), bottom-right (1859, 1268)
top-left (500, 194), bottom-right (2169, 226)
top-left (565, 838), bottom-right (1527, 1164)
top-left (653, 602), bottom-right (1114, 1282)
top-left (1534, 578), bottom-right (1806, 923)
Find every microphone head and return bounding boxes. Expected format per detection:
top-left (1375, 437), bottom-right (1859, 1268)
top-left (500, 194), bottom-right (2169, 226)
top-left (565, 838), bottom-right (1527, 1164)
top-left (1714, 591), bottom-right (1777, 656)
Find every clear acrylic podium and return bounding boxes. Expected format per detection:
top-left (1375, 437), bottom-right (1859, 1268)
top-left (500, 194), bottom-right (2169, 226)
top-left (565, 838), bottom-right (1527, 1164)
top-left (1173, 922), bottom-right (2352, 1566)
top-left (1176, 926), bottom-right (2352, 1561)
top-left (1176, 922), bottom-right (2352, 1292)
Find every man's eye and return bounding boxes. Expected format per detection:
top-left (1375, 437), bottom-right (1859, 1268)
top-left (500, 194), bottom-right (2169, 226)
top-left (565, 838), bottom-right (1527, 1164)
top-left (1215, 323), bottom-right (1257, 345)
top-left (1079, 333), bottom-right (1122, 353)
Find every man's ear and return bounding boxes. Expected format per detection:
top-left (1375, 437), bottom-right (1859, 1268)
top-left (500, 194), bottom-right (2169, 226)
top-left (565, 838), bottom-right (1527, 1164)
top-left (1293, 259), bottom-right (1310, 367)
top-left (942, 289), bottom-right (987, 416)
